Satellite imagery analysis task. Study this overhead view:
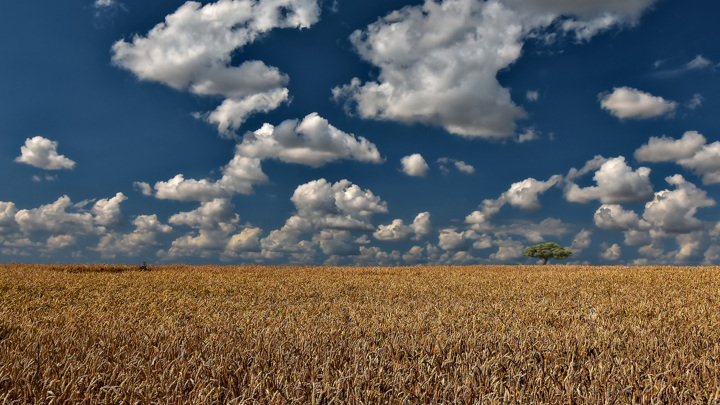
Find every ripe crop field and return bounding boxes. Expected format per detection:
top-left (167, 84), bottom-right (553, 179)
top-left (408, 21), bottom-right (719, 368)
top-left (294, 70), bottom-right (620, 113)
top-left (1, 264), bottom-right (720, 404)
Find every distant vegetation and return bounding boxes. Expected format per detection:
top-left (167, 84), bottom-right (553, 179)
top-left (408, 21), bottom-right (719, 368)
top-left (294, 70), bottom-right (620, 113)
top-left (1, 264), bottom-right (719, 403)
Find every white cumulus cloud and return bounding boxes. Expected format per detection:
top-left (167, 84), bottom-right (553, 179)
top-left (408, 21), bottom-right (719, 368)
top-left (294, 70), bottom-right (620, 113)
top-left (112, 0), bottom-right (320, 136)
top-left (374, 212), bottom-right (432, 242)
top-left (601, 243), bottom-right (622, 260)
top-left (15, 136), bottom-right (76, 170)
top-left (334, 0), bottom-right (657, 138)
top-left (565, 157), bottom-right (654, 204)
top-left (599, 87), bottom-right (677, 119)
top-left (401, 154), bottom-right (430, 177)
top-left (236, 113), bottom-right (383, 167)
top-left (635, 131), bottom-right (720, 185)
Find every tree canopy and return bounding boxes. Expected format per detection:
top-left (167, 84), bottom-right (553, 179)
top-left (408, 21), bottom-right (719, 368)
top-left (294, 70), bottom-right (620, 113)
top-left (522, 242), bottom-right (572, 265)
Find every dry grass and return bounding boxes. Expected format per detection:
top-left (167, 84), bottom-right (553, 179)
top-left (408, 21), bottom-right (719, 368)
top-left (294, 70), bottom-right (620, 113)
top-left (1, 264), bottom-right (720, 404)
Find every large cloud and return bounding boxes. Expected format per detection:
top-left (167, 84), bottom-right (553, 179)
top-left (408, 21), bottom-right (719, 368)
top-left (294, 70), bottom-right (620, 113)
top-left (112, 0), bottom-right (320, 136)
top-left (236, 113), bottom-right (382, 167)
top-left (261, 179), bottom-right (388, 256)
top-left (97, 215), bottom-right (173, 258)
top-left (642, 175), bottom-right (715, 233)
top-left (333, 0), bottom-right (529, 138)
top-left (599, 87), bottom-right (677, 119)
top-left (591, 175), bottom-right (716, 262)
top-left (565, 157), bottom-right (653, 204)
top-left (15, 136), bottom-right (76, 170)
top-left (334, 0), bottom-right (657, 138)
top-left (635, 131), bottom-right (720, 185)
top-left (137, 113), bottom-right (381, 201)
top-left (15, 196), bottom-right (100, 235)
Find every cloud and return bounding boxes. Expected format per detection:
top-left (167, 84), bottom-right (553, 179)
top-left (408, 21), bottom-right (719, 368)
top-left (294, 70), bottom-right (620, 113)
top-left (685, 94), bottom-right (704, 110)
top-left (465, 175), bottom-right (560, 232)
top-left (502, 0), bottom-right (657, 20)
top-left (151, 175), bottom-right (230, 202)
top-left (570, 229), bottom-right (592, 254)
top-left (0, 202), bottom-right (18, 233)
top-left (139, 113), bottom-right (383, 202)
top-left (652, 55), bottom-right (715, 78)
top-left (112, 0), bottom-right (320, 136)
top-left (642, 175), bottom-right (715, 233)
top-left (92, 192), bottom-right (127, 226)
top-left (226, 227), bottom-right (263, 253)
top-left (601, 243), bottom-right (621, 260)
top-left (333, 0), bottom-right (657, 138)
top-left (141, 156), bottom-right (268, 201)
top-left (236, 113), bottom-right (383, 167)
top-left (15, 196), bottom-right (98, 235)
top-left (592, 175), bottom-right (715, 259)
top-left (168, 198), bottom-right (238, 229)
top-left (686, 55), bottom-right (712, 70)
top-left (401, 154), bottom-right (430, 177)
top-left (373, 212), bottom-right (432, 242)
top-left (333, 0), bottom-right (530, 138)
top-left (526, 90), bottom-right (539, 101)
top-left (565, 157), bottom-right (654, 204)
top-left (97, 214), bottom-right (173, 258)
top-left (502, 175), bottom-right (561, 210)
top-left (593, 204), bottom-right (644, 231)
top-left (599, 87), bottom-right (677, 119)
top-left (496, 218), bottom-right (571, 243)
top-left (490, 239), bottom-right (525, 262)
top-left (516, 128), bottom-right (538, 143)
top-left (635, 131), bottom-right (720, 185)
top-left (203, 88), bottom-right (290, 135)
top-left (438, 229), bottom-right (471, 252)
top-left (634, 131), bottom-right (706, 162)
top-left (94, 0), bottom-right (115, 6)
top-left (259, 179), bottom-right (389, 258)
top-left (46, 235), bottom-right (76, 250)
top-left (166, 199), bottom-right (246, 258)
top-left (437, 158), bottom-right (475, 174)
top-left (15, 136), bottom-right (76, 170)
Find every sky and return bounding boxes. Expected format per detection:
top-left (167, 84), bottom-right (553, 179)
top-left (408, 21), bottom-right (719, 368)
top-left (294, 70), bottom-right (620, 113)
top-left (1, 0), bottom-right (719, 266)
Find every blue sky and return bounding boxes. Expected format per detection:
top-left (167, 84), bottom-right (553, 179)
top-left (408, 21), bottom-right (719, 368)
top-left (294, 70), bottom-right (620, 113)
top-left (1, 0), bottom-right (719, 266)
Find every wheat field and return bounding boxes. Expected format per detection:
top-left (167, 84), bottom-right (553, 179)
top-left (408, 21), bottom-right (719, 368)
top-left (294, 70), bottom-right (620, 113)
top-left (1, 264), bottom-right (719, 404)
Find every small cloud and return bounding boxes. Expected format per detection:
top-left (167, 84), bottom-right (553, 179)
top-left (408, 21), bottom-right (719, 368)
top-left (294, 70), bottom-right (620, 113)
top-left (401, 154), bottom-right (429, 177)
top-left (599, 87), bottom-right (677, 119)
top-left (437, 157), bottom-right (475, 175)
top-left (685, 93), bottom-right (704, 110)
top-left (32, 174), bottom-right (58, 182)
top-left (15, 136), bottom-right (76, 170)
top-left (601, 244), bottom-right (622, 261)
top-left (651, 55), bottom-right (715, 78)
top-left (516, 128), bottom-right (538, 143)
top-left (526, 90), bottom-right (539, 102)
top-left (686, 55), bottom-right (712, 70)
top-left (454, 161), bottom-right (475, 174)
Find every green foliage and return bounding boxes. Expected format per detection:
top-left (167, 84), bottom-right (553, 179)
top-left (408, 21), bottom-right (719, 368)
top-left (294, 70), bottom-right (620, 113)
top-left (523, 242), bottom-right (572, 265)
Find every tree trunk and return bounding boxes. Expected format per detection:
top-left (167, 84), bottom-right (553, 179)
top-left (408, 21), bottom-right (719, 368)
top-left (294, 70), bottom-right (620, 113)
top-left (543, 258), bottom-right (549, 265)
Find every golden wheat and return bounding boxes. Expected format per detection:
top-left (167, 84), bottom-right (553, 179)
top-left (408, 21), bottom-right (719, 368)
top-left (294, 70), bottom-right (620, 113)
top-left (1, 264), bottom-right (719, 404)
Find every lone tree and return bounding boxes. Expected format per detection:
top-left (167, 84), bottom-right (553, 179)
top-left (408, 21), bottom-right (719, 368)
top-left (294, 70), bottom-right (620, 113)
top-left (522, 242), bottom-right (572, 265)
